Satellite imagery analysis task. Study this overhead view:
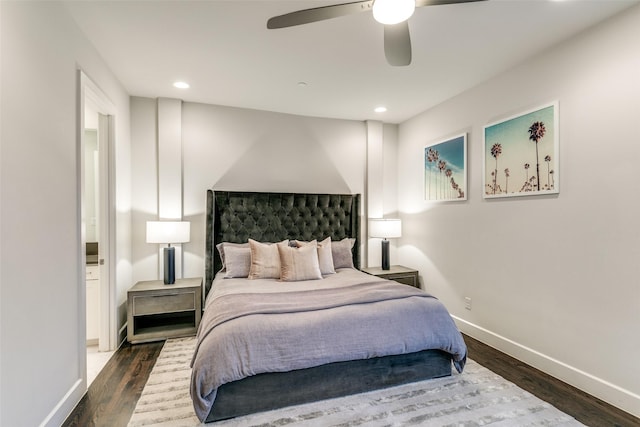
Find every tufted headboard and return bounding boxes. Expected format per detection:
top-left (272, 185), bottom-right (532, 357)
top-left (205, 190), bottom-right (361, 294)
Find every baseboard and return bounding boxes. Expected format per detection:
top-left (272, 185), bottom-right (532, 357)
top-left (38, 379), bottom-right (84, 427)
top-left (41, 324), bottom-right (128, 426)
top-left (453, 316), bottom-right (640, 419)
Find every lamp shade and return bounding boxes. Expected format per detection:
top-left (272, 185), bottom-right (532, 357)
top-left (369, 218), bottom-right (402, 239)
top-left (146, 221), bottom-right (190, 244)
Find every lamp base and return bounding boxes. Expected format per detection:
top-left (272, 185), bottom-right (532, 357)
top-left (381, 239), bottom-right (390, 270)
top-left (164, 246), bottom-right (175, 284)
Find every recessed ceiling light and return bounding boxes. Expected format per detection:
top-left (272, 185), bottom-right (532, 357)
top-left (297, 81), bottom-right (308, 87)
top-left (173, 81), bottom-right (190, 89)
top-left (374, 106), bottom-right (387, 113)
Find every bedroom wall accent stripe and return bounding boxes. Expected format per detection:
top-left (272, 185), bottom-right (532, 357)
top-left (157, 98), bottom-right (183, 220)
top-left (156, 97), bottom-right (186, 280)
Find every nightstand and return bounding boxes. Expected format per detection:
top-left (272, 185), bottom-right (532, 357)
top-left (127, 277), bottom-right (202, 344)
top-left (361, 265), bottom-right (419, 288)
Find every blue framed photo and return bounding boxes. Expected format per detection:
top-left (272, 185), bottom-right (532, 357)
top-left (424, 133), bottom-right (467, 202)
top-left (484, 102), bottom-right (559, 199)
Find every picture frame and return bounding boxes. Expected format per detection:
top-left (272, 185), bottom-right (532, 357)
top-left (424, 133), bottom-right (467, 202)
top-left (483, 102), bottom-right (559, 199)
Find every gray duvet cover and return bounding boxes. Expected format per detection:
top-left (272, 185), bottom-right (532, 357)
top-left (190, 268), bottom-right (467, 422)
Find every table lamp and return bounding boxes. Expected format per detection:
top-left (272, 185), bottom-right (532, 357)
top-left (146, 221), bottom-right (190, 284)
top-left (369, 218), bottom-right (402, 270)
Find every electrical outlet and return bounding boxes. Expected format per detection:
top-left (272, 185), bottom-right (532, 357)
top-left (464, 297), bottom-right (472, 310)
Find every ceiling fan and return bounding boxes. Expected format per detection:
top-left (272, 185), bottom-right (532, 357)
top-left (267, 0), bottom-right (487, 66)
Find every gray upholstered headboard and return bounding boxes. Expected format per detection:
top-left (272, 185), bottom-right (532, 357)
top-left (205, 190), bottom-right (361, 294)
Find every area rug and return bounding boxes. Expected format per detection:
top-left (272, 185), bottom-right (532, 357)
top-left (127, 337), bottom-right (584, 426)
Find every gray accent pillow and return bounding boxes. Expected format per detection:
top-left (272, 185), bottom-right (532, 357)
top-left (331, 238), bottom-right (356, 269)
top-left (222, 245), bottom-right (251, 278)
top-left (216, 242), bottom-right (250, 273)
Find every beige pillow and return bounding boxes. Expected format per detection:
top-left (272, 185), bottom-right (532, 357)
top-left (294, 237), bottom-right (335, 275)
top-left (277, 240), bottom-right (322, 282)
top-left (248, 239), bottom-right (287, 279)
top-left (331, 237), bottom-right (356, 269)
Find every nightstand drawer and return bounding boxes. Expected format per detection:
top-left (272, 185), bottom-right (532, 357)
top-left (133, 292), bottom-right (195, 316)
top-left (387, 274), bottom-right (417, 287)
top-left (360, 265), bottom-right (420, 288)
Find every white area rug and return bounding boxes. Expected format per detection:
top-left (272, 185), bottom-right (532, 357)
top-left (127, 337), bottom-right (585, 426)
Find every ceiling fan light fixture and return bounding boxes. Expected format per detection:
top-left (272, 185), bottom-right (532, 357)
top-left (372, 0), bottom-right (415, 25)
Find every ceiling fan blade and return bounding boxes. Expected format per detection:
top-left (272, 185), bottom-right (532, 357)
top-left (415, 0), bottom-right (487, 7)
top-left (384, 22), bottom-right (411, 66)
top-left (267, 1), bottom-right (374, 29)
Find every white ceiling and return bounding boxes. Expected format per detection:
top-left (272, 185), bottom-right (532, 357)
top-left (65, 0), bottom-right (639, 124)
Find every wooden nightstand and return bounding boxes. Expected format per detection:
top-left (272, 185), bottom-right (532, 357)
top-left (361, 265), bottom-right (420, 288)
top-left (127, 277), bottom-right (202, 344)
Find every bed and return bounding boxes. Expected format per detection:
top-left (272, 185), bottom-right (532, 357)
top-left (191, 190), bottom-right (467, 423)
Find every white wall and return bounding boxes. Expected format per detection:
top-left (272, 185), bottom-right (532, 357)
top-left (397, 5), bottom-right (640, 417)
top-left (131, 97), bottom-right (159, 284)
top-left (131, 99), bottom-right (368, 284)
top-left (0, 2), bottom-right (131, 426)
top-left (367, 123), bottom-right (401, 267)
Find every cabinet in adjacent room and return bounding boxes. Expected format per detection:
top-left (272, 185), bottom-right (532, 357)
top-left (86, 264), bottom-right (100, 344)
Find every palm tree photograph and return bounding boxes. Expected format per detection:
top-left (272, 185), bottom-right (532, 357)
top-left (424, 133), bottom-right (467, 201)
top-left (483, 102), bottom-right (558, 198)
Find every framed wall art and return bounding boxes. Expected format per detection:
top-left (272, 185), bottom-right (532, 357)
top-left (483, 102), bottom-right (559, 199)
top-left (424, 133), bottom-right (467, 202)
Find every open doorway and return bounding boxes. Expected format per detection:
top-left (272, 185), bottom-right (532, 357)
top-left (79, 71), bottom-right (116, 386)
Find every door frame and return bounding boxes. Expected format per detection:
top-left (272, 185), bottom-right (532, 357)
top-left (78, 70), bottom-right (117, 361)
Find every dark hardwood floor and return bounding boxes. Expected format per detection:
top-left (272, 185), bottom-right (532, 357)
top-left (62, 341), bottom-right (163, 427)
top-left (63, 334), bottom-right (639, 427)
top-left (463, 335), bottom-right (639, 427)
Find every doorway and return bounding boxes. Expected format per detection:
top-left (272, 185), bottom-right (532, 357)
top-left (79, 71), bottom-right (116, 386)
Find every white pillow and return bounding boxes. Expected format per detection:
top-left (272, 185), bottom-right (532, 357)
top-left (248, 239), bottom-right (287, 279)
top-left (277, 240), bottom-right (322, 282)
top-left (316, 237), bottom-right (336, 275)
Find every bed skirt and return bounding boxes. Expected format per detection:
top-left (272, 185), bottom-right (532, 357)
top-left (205, 349), bottom-right (452, 422)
